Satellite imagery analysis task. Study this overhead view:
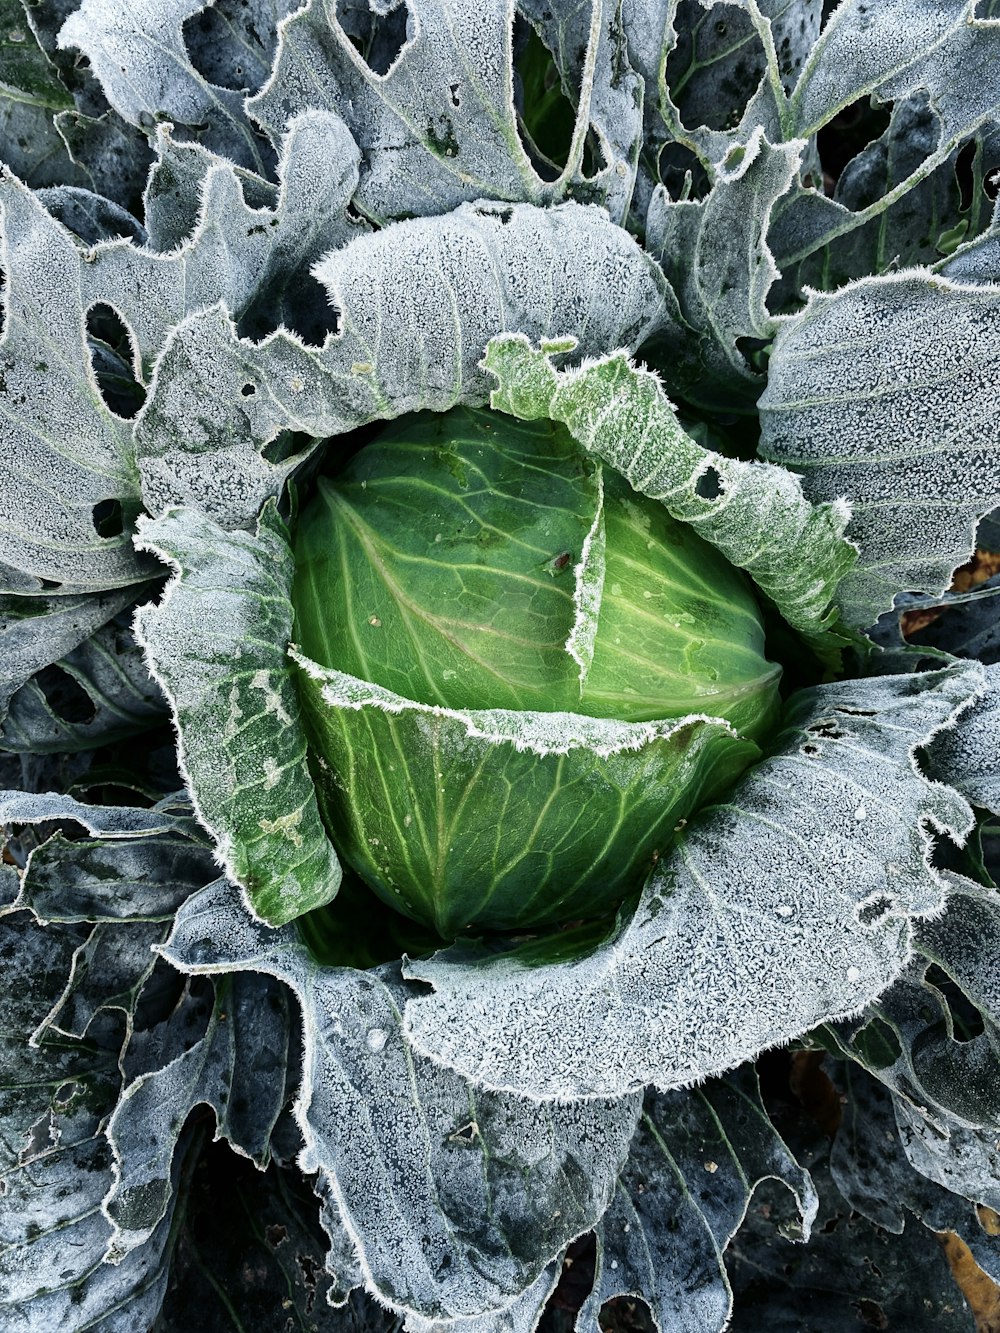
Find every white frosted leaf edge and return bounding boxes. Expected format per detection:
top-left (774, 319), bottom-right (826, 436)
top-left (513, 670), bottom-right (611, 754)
top-left (289, 650), bottom-right (736, 759)
top-left (565, 463), bottom-right (606, 690)
top-left (402, 664), bottom-right (984, 1100)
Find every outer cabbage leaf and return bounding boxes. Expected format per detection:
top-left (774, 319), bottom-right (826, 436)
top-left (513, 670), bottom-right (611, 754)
top-left (0, 1), bottom-right (83, 187)
top-left (928, 661), bottom-right (1000, 813)
top-left (57, 0), bottom-right (279, 173)
top-left (249, 0), bottom-right (643, 225)
top-left (726, 1134), bottom-right (986, 1332)
top-left (136, 199), bottom-right (674, 526)
top-left (0, 586), bottom-right (137, 724)
top-left (0, 911), bottom-right (184, 1330)
top-left (831, 1060), bottom-right (1000, 1263)
top-left (773, 95), bottom-right (993, 292)
top-left (0, 793), bottom-right (227, 1329)
top-left (133, 502), bottom-right (343, 926)
top-left (790, 0), bottom-right (1000, 143)
top-left (576, 1069), bottom-right (817, 1333)
top-left (403, 664), bottom-right (980, 1099)
top-left (515, 0), bottom-right (648, 222)
top-left (646, 128), bottom-right (804, 405)
top-left (484, 334), bottom-right (855, 639)
top-left (1, 607), bottom-right (167, 754)
top-left (759, 272), bottom-right (1000, 629)
top-left (658, 0), bottom-right (822, 169)
top-left (161, 878), bottom-right (642, 1324)
top-left (0, 171), bottom-right (147, 593)
top-left (106, 968), bottom-right (295, 1258)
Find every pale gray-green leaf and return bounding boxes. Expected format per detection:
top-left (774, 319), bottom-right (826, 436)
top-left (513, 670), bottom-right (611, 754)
top-left (484, 334), bottom-right (855, 637)
top-left (927, 662), bottom-right (1000, 813)
top-left (106, 968), bottom-right (294, 1256)
top-left (577, 1070), bottom-right (816, 1333)
top-left (161, 879), bottom-right (642, 1322)
top-left (403, 665), bottom-right (980, 1099)
top-left (0, 586), bottom-right (136, 723)
top-left (0, 908), bottom-right (182, 1329)
top-left (791, 1), bottom-right (1000, 140)
top-left (135, 200), bottom-right (673, 525)
top-left (0, 171), bottom-right (146, 593)
top-left (58, 0), bottom-right (274, 172)
top-left (647, 128), bottom-right (803, 403)
top-left (133, 503), bottom-right (342, 926)
top-left (1, 610), bottom-right (167, 754)
top-left (759, 272), bottom-right (1000, 628)
top-left (250, 0), bottom-right (641, 224)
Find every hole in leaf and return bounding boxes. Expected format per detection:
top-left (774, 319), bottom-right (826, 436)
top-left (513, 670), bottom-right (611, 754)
top-left (924, 963), bottom-right (985, 1042)
top-left (513, 15), bottom-right (577, 179)
top-left (241, 381), bottom-right (256, 397)
top-left (92, 498), bottom-right (124, 538)
top-left (955, 138), bottom-right (977, 214)
top-left (695, 466), bottom-right (723, 500)
top-left (36, 665), bottom-right (97, 725)
top-left (856, 894), bottom-right (893, 927)
top-left (181, 5), bottom-right (272, 92)
top-left (816, 96), bottom-right (892, 190)
top-left (851, 1016), bottom-right (902, 1069)
top-left (736, 335), bottom-right (770, 374)
top-left (857, 1298), bottom-right (889, 1330)
top-left (85, 304), bottom-right (146, 418)
top-left (338, 0), bottom-right (411, 77)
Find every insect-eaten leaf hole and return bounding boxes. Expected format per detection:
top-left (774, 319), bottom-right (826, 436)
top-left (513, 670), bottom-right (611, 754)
top-left (92, 497), bottom-right (124, 538)
top-left (695, 466), bottom-right (723, 501)
top-left (856, 894), bottom-right (894, 927)
top-left (36, 664), bottom-right (98, 725)
top-left (86, 303), bottom-right (146, 418)
top-left (342, 0), bottom-right (412, 76)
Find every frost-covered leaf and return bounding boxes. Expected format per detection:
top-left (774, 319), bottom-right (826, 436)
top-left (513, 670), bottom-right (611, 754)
top-left (484, 334), bottom-right (855, 638)
top-left (107, 967), bottom-right (294, 1256)
top-left (0, 172), bottom-right (149, 593)
top-left (134, 502), bottom-right (343, 926)
top-left (832, 1056), bottom-right (1000, 1296)
top-left (58, 0), bottom-right (275, 172)
top-left (514, 0), bottom-right (647, 223)
top-left (770, 3), bottom-right (1000, 275)
top-left (646, 128), bottom-right (803, 404)
top-left (727, 1141), bottom-right (981, 1332)
top-left (1, 608), bottom-right (167, 753)
top-left (826, 877), bottom-right (1000, 1145)
top-left (759, 273), bottom-right (1000, 628)
top-left (774, 95), bottom-right (985, 291)
top-left (403, 665), bottom-right (980, 1099)
top-left (0, 0), bottom-right (83, 187)
top-left (789, 0), bottom-right (1000, 143)
top-left (0, 907), bottom-right (184, 1329)
top-left (0, 586), bottom-right (137, 723)
top-left (162, 879), bottom-right (642, 1322)
top-left (659, 0), bottom-right (821, 168)
top-left (137, 199), bottom-right (672, 525)
top-left (250, 0), bottom-right (640, 224)
top-left (928, 662), bottom-right (1000, 813)
top-left (577, 1069), bottom-right (816, 1333)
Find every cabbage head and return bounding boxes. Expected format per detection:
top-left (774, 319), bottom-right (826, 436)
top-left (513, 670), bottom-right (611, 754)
top-left (291, 406), bottom-right (780, 935)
